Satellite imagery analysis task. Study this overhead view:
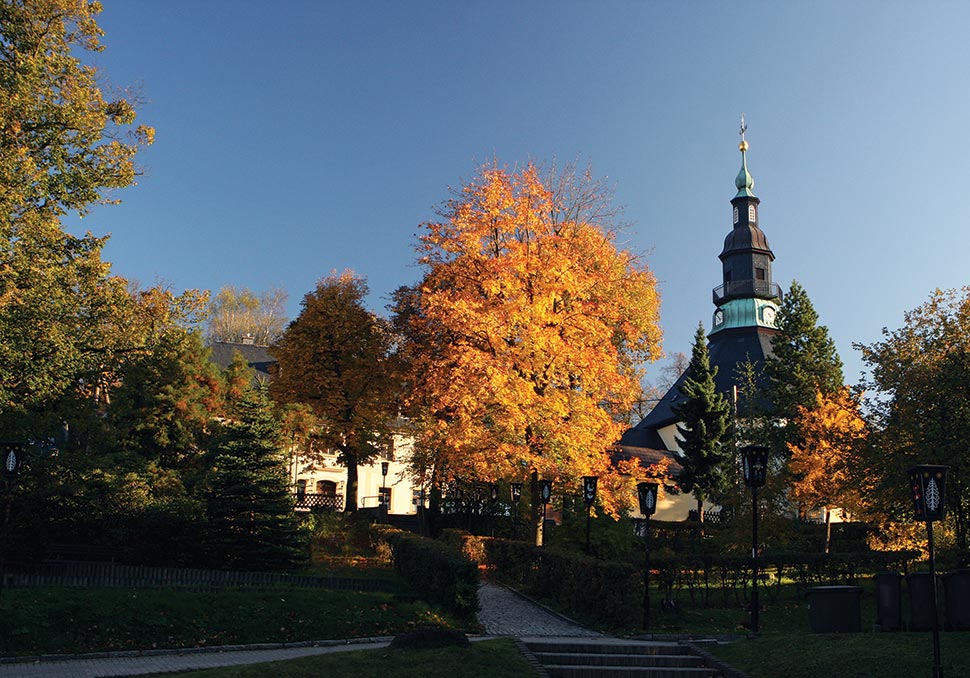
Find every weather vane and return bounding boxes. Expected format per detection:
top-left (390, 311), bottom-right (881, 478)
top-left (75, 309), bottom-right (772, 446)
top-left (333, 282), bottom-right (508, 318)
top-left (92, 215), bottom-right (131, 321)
top-left (739, 113), bottom-right (747, 143)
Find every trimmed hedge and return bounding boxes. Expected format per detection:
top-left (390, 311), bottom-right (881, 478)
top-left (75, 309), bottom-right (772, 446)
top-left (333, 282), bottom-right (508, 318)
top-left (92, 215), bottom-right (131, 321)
top-left (440, 530), bottom-right (641, 628)
top-left (370, 524), bottom-right (480, 618)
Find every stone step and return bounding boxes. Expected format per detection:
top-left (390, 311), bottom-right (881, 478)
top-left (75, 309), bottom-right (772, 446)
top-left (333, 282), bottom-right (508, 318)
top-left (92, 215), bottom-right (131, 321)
top-left (534, 652), bottom-right (705, 668)
top-left (544, 666), bottom-right (719, 678)
top-left (523, 638), bottom-right (722, 678)
top-left (524, 639), bottom-right (690, 656)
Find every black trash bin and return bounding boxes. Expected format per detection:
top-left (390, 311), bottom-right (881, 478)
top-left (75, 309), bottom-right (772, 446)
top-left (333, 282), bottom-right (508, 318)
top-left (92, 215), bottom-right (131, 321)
top-left (907, 571), bottom-right (940, 631)
top-left (874, 572), bottom-right (903, 631)
top-left (806, 586), bottom-right (862, 633)
top-left (944, 569), bottom-right (970, 631)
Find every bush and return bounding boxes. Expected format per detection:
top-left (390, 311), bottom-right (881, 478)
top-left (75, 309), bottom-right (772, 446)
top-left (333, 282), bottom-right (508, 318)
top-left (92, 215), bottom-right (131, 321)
top-left (308, 512), bottom-right (373, 560)
top-left (370, 524), bottom-right (480, 618)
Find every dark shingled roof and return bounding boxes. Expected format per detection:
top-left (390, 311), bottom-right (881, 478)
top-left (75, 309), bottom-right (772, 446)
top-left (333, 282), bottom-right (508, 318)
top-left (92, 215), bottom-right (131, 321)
top-left (208, 341), bottom-right (275, 382)
top-left (618, 326), bottom-right (777, 451)
top-left (720, 223), bottom-right (773, 258)
top-left (611, 445), bottom-right (684, 479)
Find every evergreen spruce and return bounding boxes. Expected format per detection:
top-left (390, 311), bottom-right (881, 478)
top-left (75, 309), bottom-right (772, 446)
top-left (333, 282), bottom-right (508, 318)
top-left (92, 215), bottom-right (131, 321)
top-left (672, 323), bottom-right (733, 522)
top-left (764, 280), bottom-right (843, 419)
top-left (204, 385), bottom-right (304, 571)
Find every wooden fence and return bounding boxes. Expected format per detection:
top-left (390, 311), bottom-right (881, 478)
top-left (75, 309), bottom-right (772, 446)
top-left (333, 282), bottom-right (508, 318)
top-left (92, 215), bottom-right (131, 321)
top-left (3, 561), bottom-right (397, 592)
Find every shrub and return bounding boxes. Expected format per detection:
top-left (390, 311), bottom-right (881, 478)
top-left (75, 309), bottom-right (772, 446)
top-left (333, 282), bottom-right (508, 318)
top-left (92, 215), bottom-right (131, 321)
top-left (371, 524), bottom-right (480, 618)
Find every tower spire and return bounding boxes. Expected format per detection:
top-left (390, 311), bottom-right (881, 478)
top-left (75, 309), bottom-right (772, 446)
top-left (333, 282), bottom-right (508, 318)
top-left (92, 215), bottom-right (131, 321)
top-left (735, 113), bottom-right (755, 198)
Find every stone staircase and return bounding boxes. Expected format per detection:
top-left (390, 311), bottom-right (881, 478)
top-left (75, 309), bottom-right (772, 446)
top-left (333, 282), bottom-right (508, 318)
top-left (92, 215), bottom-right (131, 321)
top-left (522, 637), bottom-right (722, 677)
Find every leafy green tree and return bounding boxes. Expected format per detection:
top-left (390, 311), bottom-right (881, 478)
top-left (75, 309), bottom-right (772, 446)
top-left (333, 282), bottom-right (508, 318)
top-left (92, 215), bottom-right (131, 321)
top-left (204, 386), bottom-right (304, 570)
top-left (108, 330), bottom-right (225, 474)
top-left (857, 287), bottom-right (970, 552)
top-left (0, 0), bottom-right (153, 438)
top-left (0, 0), bottom-right (154, 223)
top-left (206, 285), bottom-right (288, 346)
top-left (270, 272), bottom-right (398, 512)
top-left (764, 280), bottom-right (844, 425)
top-left (672, 323), bottom-right (733, 522)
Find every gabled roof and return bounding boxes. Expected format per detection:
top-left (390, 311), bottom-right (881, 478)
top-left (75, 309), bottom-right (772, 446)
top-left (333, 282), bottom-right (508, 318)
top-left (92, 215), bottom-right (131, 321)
top-left (209, 341), bottom-right (275, 382)
top-left (611, 444), bottom-right (683, 479)
top-left (620, 326), bottom-right (776, 448)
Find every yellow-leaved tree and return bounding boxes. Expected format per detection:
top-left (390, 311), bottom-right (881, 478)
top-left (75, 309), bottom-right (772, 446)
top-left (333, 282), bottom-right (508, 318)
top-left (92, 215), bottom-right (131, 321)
top-left (788, 387), bottom-right (869, 552)
top-left (395, 163), bottom-right (663, 544)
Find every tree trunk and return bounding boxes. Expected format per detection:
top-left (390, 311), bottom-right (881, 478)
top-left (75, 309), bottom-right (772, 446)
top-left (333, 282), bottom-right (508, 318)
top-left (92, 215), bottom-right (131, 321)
top-left (344, 451), bottom-right (358, 512)
top-left (695, 495), bottom-right (705, 538)
top-left (824, 508), bottom-right (832, 554)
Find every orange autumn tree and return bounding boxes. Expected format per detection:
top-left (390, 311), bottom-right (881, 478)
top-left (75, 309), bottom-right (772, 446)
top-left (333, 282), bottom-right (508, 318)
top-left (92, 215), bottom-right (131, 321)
top-left (788, 387), bottom-right (869, 552)
top-left (397, 163), bottom-right (662, 544)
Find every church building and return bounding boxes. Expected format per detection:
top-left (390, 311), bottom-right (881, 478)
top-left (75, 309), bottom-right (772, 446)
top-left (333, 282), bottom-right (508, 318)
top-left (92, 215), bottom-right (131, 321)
top-left (618, 121), bottom-right (783, 512)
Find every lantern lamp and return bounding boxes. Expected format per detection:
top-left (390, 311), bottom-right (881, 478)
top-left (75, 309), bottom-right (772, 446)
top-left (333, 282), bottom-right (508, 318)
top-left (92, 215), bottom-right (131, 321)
top-left (539, 479), bottom-right (552, 505)
top-left (909, 465), bottom-right (948, 523)
top-left (741, 445), bottom-right (769, 488)
top-left (582, 476), bottom-right (598, 506)
top-left (637, 481), bottom-right (659, 517)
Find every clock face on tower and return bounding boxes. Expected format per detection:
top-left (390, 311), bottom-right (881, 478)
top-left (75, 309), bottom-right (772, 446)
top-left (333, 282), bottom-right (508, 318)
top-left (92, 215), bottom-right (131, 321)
top-left (762, 307), bottom-right (776, 325)
top-left (714, 309), bottom-right (724, 326)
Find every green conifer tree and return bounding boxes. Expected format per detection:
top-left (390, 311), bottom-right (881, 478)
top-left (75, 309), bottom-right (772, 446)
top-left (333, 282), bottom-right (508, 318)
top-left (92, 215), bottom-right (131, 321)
top-left (204, 386), bottom-right (304, 571)
top-left (764, 280), bottom-right (844, 423)
top-left (673, 323), bottom-right (733, 522)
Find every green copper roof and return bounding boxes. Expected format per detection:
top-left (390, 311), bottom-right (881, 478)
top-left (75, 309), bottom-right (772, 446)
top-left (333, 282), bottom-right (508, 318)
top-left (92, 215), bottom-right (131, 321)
top-left (735, 149), bottom-right (756, 198)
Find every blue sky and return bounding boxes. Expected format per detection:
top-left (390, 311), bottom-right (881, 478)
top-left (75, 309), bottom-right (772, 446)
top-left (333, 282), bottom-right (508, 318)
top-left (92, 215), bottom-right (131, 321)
top-left (68, 1), bottom-right (970, 388)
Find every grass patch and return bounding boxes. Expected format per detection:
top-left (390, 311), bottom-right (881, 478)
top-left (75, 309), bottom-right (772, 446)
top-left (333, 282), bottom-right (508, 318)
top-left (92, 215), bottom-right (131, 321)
top-left (0, 587), bottom-right (473, 656)
top-left (709, 632), bottom-right (970, 678)
top-left (145, 638), bottom-right (536, 678)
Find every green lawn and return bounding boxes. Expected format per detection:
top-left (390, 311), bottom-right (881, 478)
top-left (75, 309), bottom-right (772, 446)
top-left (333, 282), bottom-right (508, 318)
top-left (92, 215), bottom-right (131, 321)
top-left (145, 638), bottom-right (537, 678)
top-left (709, 632), bottom-right (970, 678)
top-left (0, 586), bottom-right (474, 656)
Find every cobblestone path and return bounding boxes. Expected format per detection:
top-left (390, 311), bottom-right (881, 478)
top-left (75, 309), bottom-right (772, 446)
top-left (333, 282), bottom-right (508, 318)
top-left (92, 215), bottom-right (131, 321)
top-left (476, 582), bottom-right (603, 637)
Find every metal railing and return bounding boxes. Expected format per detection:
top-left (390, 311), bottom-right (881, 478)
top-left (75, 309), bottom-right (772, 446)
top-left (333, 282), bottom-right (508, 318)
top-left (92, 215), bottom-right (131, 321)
top-left (293, 492), bottom-right (343, 512)
top-left (712, 281), bottom-right (783, 305)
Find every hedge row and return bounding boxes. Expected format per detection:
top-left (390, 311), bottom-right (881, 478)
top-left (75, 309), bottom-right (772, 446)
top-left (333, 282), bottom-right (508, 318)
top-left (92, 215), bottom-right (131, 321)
top-left (649, 549), bottom-right (921, 608)
top-left (440, 530), bottom-right (641, 628)
top-left (369, 524), bottom-right (480, 618)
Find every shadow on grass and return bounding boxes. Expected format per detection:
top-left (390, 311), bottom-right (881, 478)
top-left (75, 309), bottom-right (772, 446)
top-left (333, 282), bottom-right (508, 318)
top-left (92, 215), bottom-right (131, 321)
top-left (144, 638), bottom-right (538, 678)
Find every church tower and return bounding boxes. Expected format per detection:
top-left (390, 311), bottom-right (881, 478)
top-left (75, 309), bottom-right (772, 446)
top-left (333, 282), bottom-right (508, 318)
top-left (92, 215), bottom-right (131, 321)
top-left (618, 118), bottom-right (781, 456)
top-left (710, 116), bottom-right (782, 341)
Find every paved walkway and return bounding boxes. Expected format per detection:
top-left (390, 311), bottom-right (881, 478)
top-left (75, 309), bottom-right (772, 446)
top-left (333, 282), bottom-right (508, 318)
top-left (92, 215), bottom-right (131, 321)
top-left (477, 582), bottom-right (602, 637)
top-left (0, 583), bottom-right (600, 677)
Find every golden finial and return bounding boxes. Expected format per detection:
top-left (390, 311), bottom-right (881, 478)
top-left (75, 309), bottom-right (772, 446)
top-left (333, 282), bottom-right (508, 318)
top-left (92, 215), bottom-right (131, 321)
top-left (739, 113), bottom-right (749, 152)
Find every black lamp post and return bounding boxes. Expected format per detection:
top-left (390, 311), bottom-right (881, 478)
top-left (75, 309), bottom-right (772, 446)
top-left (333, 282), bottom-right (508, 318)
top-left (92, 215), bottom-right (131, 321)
top-left (538, 479), bottom-right (552, 546)
top-left (637, 481), bottom-right (659, 631)
top-left (582, 476), bottom-right (598, 554)
top-left (741, 444), bottom-right (768, 634)
top-left (510, 482), bottom-right (523, 539)
top-left (380, 461), bottom-right (390, 513)
top-left (1, 442), bottom-right (25, 601)
top-left (909, 464), bottom-right (949, 678)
